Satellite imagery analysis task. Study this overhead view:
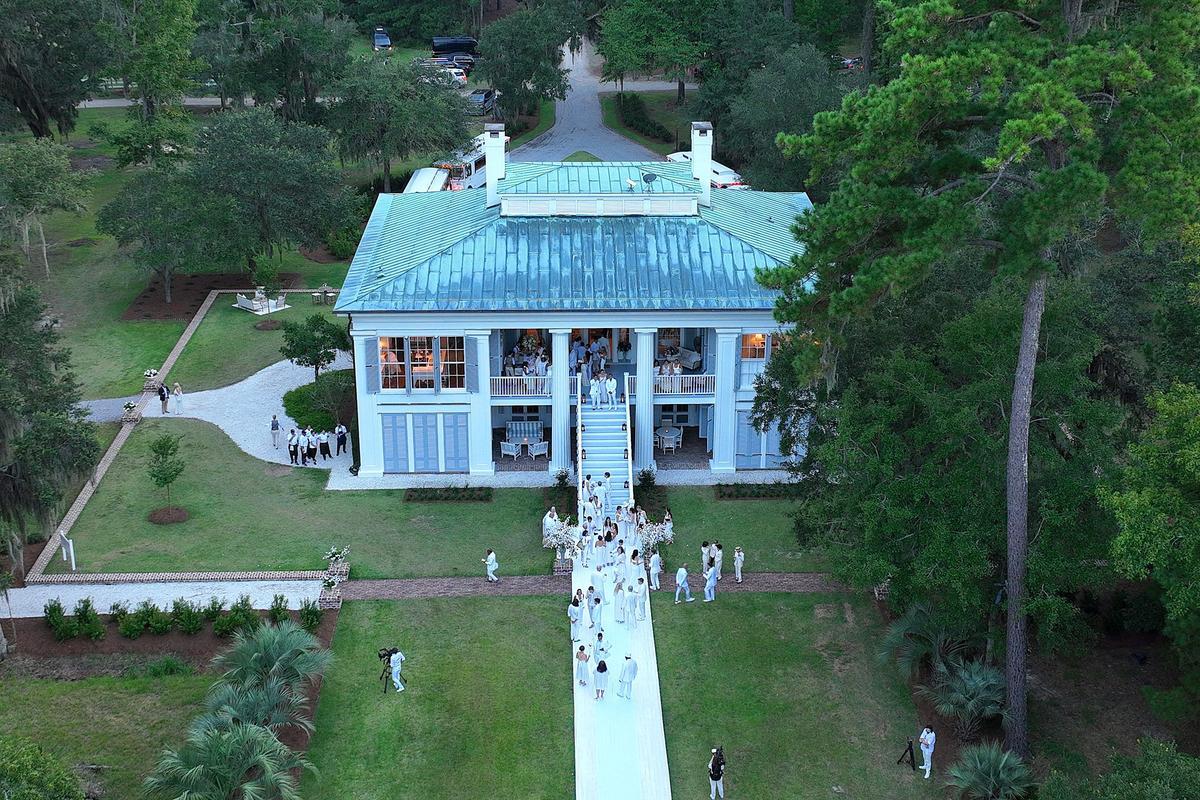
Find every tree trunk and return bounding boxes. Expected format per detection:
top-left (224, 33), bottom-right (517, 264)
top-left (1002, 270), bottom-right (1047, 759)
top-left (861, 1), bottom-right (877, 75)
top-left (162, 270), bottom-right (173, 304)
top-left (0, 623), bottom-right (8, 659)
top-left (382, 157), bottom-right (392, 193)
top-left (677, 78), bottom-right (685, 102)
top-left (36, 218), bottom-right (50, 276)
top-left (783, 0), bottom-right (793, 21)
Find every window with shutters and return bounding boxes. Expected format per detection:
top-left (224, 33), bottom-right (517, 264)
top-left (440, 336), bottom-right (465, 389)
top-left (380, 337), bottom-right (406, 389)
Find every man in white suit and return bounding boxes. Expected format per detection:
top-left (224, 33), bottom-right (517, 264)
top-left (616, 654), bottom-right (638, 698)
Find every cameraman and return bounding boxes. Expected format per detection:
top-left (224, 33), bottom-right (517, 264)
top-left (387, 648), bottom-right (406, 693)
top-left (708, 747), bottom-right (726, 799)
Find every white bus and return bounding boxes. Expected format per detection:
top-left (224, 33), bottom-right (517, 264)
top-left (403, 167), bottom-right (451, 193)
top-left (434, 132), bottom-right (508, 190)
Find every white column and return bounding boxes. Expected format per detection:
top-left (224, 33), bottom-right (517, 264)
top-left (634, 328), bottom-right (656, 471)
top-left (466, 330), bottom-right (494, 475)
top-left (354, 334), bottom-right (384, 477)
top-left (710, 328), bottom-right (740, 472)
top-left (550, 328), bottom-right (571, 474)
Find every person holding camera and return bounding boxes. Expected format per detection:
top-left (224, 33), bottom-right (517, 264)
top-left (708, 747), bottom-right (726, 798)
top-left (386, 648), bottom-right (406, 693)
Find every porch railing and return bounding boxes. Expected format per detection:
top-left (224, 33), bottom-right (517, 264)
top-left (489, 375), bottom-right (579, 398)
top-left (653, 374), bottom-right (716, 395)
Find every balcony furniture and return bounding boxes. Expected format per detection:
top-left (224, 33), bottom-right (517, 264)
top-left (677, 347), bottom-right (702, 370)
top-left (506, 421), bottom-right (544, 443)
top-left (500, 441), bottom-right (523, 460)
top-left (528, 440), bottom-right (549, 460)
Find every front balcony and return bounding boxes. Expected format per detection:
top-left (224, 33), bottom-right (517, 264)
top-left (654, 373), bottom-right (715, 396)
top-left (490, 375), bottom-right (580, 398)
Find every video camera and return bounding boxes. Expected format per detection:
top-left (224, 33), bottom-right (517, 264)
top-left (379, 647), bottom-right (399, 661)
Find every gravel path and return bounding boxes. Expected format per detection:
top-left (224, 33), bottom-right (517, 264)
top-left (511, 39), bottom-right (692, 162)
top-left (341, 571), bottom-right (838, 600)
top-left (82, 395), bottom-right (141, 423)
top-left (2, 580), bottom-right (322, 618)
top-left (144, 354), bottom-right (354, 472)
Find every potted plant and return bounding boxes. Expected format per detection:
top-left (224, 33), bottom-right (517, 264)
top-left (121, 401), bottom-right (140, 423)
top-left (323, 545), bottom-right (351, 579)
top-left (142, 368), bottom-right (160, 392)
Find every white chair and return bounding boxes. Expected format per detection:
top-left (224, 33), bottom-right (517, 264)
top-left (678, 348), bottom-right (702, 370)
top-left (662, 431), bottom-right (680, 454)
top-left (500, 441), bottom-right (523, 461)
top-left (528, 440), bottom-right (549, 460)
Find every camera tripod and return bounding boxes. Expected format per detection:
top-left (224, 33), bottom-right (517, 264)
top-left (896, 738), bottom-right (916, 771)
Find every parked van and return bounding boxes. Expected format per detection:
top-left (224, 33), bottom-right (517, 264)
top-left (434, 132), bottom-right (508, 190)
top-left (431, 35), bottom-right (478, 55)
top-left (403, 168), bottom-right (451, 193)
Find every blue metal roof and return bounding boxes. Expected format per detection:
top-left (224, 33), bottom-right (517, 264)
top-left (335, 185), bottom-right (811, 314)
top-left (500, 162), bottom-right (701, 194)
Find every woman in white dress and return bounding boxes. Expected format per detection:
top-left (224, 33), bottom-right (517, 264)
top-left (613, 580), bottom-right (626, 623)
top-left (543, 507), bottom-right (558, 539)
top-left (663, 508), bottom-right (674, 539)
top-left (615, 545), bottom-right (627, 584)
top-left (593, 659), bottom-right (609, 700)
top-left (589, 376), bottom-right (601, 409)
top-left (568, 598), bottom-right (583, 642)
top-left (576, 646), bottom-right (590, 686)
top-left (615, 506), bottom-right (628, 541)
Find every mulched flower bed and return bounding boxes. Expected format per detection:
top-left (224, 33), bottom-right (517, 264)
top-left (299, 244), bottom-right (341, 264)
top-left (404, 487), bottom-right (493, 503)
top-left (254, 319), bottom-right (283, 331)
top-left (121, 272), bottom-right (303, 321)
top-left (713, 482), bottom-right (802, 500)
top-left (148, 506), bottom-right (189, 524)
top-left (3, 608), bottom-right (339, 673)
top-left (1, 539), bottom-right (49, 589)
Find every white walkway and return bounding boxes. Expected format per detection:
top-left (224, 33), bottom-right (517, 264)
top-left (1, 580), bottom-right (322, 618)
top-left (144, 355), bottom-right (354, 473)
top-left (571, 553), bottom-right (672, 799)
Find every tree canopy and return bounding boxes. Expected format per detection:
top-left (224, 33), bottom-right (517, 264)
top-left (477, 2), bottom-right (572, 121)
top-left (0, 139), bottom-right (89, 277)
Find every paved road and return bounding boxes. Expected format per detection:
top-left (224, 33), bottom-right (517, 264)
top-left (511, 39), bottom-right (694, 162)
top-left (79, 96), bottom-right (228, 109)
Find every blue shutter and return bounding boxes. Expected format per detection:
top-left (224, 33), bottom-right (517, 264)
top-left (363, 336), bottom-right (380, 394)
top-left (764, 421), bottom-right (786, 467)
top-left (412, 414), bottom-right (440, 472)
top-left (443, 413), bottom-right (469, 472)
top-left (464, 337), bottom-right (479, 393)
top-left (735, 410), bottom-right (761, 469)
top-left (382, 414), bottom-right (408, 473)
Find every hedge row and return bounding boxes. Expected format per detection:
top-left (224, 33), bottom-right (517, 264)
top-left (43, 594), bottom-right (323, 641)
top-left (614, 93), bottom-right (672, 142)
top-left (405, 486), bottom-right (493, 502)
top-left (714, 482), bottom-right (802, 500)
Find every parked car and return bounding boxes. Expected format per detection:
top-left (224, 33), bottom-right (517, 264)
top-left (440, 67), bottom-right (468, 87)
top-left (442, 52), bottom-right (476, 74)
top-left (431, 35), bottom-right (478, 55)
top-left (666, 152), bottom-right (746, 189)
top-left (372, 27), bottom-right (392, 52)
top-left (467, 88), bottom-right (496, 116)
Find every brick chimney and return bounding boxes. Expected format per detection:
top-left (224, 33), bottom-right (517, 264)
top-left (485, 123), bottom-right (506, 208)
top-left (691, 121), bottom-right (713, 207)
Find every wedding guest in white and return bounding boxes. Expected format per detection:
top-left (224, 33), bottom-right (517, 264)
top-left (585, 586), bottom-right (597, 626)
top-left (568, 598), bottom-right (583, 642)
top-left (675, 563), bottom-right (695, 603)
top-left (613, 580), bottom-right (626, 624)
top-left (663, 508), bottom-right (674, 538)
top-left (615, 505), bottom-right (629, 540)
top-left (482, 548), bottom-right (499, 582)
top-left (172, 382), bottom-right (185, 413)
top-left (591, 596), bottom-right (604, 634)
top-left (634, 576), bottom-right (648, 619)
top-left (595, 631), bottom-right (611, 663)
top-left (714, 542), bottom-right (724, 580)
top-left (593, 659), bottom-right (609, 700)
top-left (919, 725), bottom-right (936, 779)
top-left (649, 549), bottom-right (663, 590)
top-left (575, 645), bottom-right (590, 687)
top-left (703, 559), bottom-right (719, 602)
top-left (389, 648), bottom-right (406, 693)
top-left (604, 372), bottom-right (617, 407)
top-left (625, 581), bottom-right (640, 629)
top-left (589, 375), bottom-right (602, 409)
top-left (734, 546), bottom-right (745, 583)
top-left (616, 654), bottom-right (638, 699)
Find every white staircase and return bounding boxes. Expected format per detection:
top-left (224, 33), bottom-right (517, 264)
top-left (577, 400), bottom-right (632, 518)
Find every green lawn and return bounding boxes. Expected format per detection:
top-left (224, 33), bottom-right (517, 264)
top-left (653, 593), bottom-right (939, 800)
top-left (168, 300), bottom-right (340, 392)
top-left (57, 419), bottom-right (556, 578)
top-left (303, 598), bottom-right (573, 800)
top-left (658, 486), bottom-right (824, 572)
top-left (599, 90), bottom-right (689, 156)
top-left (0, 674), bottom-right (210, 799)
top-left (563, 150), bottom-right (601, 162)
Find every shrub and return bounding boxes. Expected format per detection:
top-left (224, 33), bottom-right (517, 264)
top-left (43, 598), bottom-right (78, 641)
top-left (172, 598), bottom-right (205, 635)
top-left (298, 599), bottom-right (323, 634)
top-left (879, 603), bottom-right (978, 679)
top-left (946, 742), bottom-right (1033, 799)
top-left (109, 601), bottom-right (130, 625)
top-left (269, 594), bottom-right (290, 624)
top-left (202, 596), bottom-right (226, 622)
top-left (73, 597), bottom-right (106, 641)
top-left (714, 482), bottom-right (802, 500)
top-left (325, 227), bottom-right (358, 260)
top-left (136, 600), bottom-right (173, 635)
top-left (283, 369), bottom-right (355, 432)
top-left (0, 736), bottom-right (83, 800)
top-left (143, 655), bottom-right (195, 677)
top-left (614, 93), bottom-right (672, 142)
top-left (404, 486), bottom-right (493, 502)
top-left (215, 594), bottom-right (261, 638)
top-left (213, 619), bottom-right (332, 691)
top-left (919, 658), bottom-right (1006, 741)
top-left (119, 613), bottom-right (146, 639)
top-left (1123, 589), bottom-right (1166, 634)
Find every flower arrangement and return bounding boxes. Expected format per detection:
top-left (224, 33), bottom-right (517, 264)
top-left (639, 521), bottom-right (674, 552)
top-left (123, 401), bottom-right (137, 412)
top-left (143, 368), bottom-right (159, 378)
top-left (542, 518), bottom-right (578, 551)
top-left (321, 576), bottom-right (341, 591)
top-left (518, 333), bottom-right (540, 353)
top-left (323, 545), bottom-right (351, 564)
